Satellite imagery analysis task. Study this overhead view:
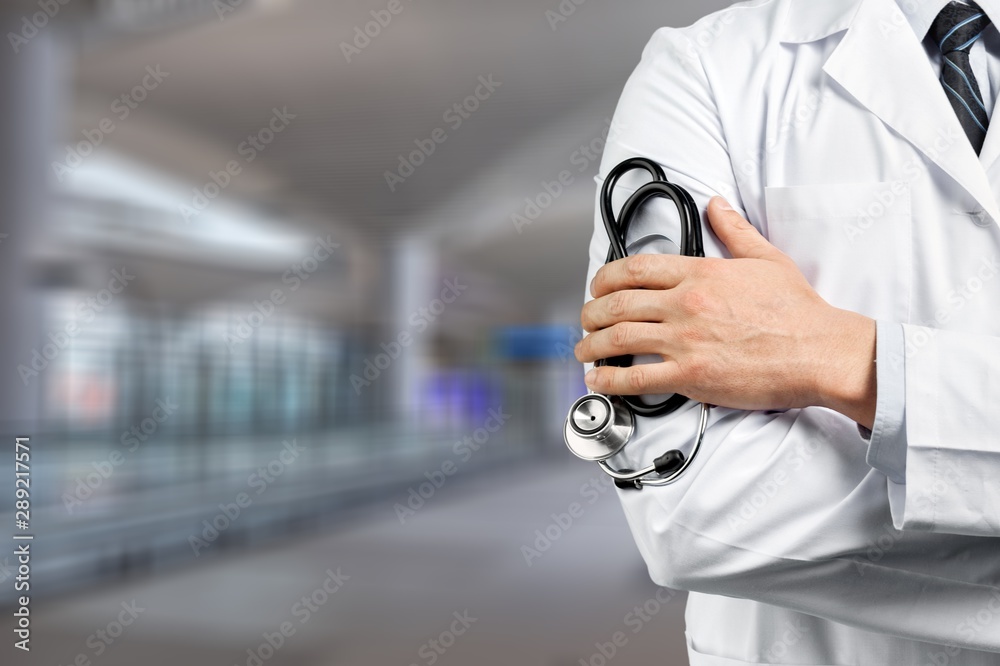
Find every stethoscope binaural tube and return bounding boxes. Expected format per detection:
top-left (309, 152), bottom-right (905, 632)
top-left (564, 156), bottom-right (711, 490)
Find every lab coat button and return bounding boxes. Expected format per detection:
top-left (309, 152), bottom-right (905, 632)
top-left (969, 209), bottom-right (991, 227)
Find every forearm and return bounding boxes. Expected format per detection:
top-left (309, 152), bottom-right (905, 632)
top-left (812, 308), bottom-right (878, 431)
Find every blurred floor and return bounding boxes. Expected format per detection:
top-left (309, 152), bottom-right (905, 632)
top-left (25, 459), bottom-right (689, 666)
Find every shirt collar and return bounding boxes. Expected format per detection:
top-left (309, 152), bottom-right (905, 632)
top-left (899, 0), bottom-right (1000, 42)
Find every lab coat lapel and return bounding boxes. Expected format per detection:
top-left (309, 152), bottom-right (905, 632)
top-left (980, 117), bottom-right (1000, 185)
top-left (822, 0), bottom-right (1000, 225)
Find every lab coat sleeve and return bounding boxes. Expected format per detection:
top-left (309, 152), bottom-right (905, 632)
top-left (586, 26), bottom-right (1000, 653)
top-left (878, 323), bottom-right (1000, 536)
top-left (863, 320), bottom-right (908, 484)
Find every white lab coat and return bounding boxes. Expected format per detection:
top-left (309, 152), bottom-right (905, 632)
top-left (585, 0), bottom-right (1000, 663)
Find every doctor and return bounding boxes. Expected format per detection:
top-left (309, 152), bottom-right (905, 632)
top-left (574, 0), bottom-right (1000, 663)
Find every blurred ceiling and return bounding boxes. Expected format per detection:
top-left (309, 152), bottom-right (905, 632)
top-left (65, 0), bottom-right (731, 315)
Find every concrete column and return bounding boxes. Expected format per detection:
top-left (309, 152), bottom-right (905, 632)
top-left (389, 235), bottom-right (436, 427)
top-left (0, 20), bottom-right (65, 435)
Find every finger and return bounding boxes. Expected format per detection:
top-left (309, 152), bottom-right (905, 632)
top-left (707, 196), bottom-right (783, 262)
top-left (581, 289), bottom-right (673, 332)
top-left (584, 361), bottom-right (683, 396)
top-left (574, 322), bottom-right (669, 363)
top-left (590, 253), bottom-right (696, 298)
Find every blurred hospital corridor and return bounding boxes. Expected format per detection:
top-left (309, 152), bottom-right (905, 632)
top-left (21, 461), bottom-right (687, 666)
top-left (0, 0), bottom-right (731, 663)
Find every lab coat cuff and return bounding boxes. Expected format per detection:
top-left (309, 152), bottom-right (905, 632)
top-left (864, 320), bottom-right (907, 484)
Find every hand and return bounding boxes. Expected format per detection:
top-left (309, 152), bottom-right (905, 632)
top-left (574, 197), bottom-right (877, 429)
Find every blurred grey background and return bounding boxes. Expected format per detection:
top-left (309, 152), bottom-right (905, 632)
top-left (0, 0), bottom-right (729, 664)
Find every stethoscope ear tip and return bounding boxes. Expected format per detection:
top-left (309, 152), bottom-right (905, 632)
top-left (653, 450), bottom-right (686, 475)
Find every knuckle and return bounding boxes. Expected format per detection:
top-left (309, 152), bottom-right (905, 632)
top-left (676, 323), bottom-right (703, 345)
top-left (774, 249), bottom-right (796, 268)
top-left (694, 257), bottom-right (722, 278)
top-left (678, 288), bottom-right (709, 315)
top-left (608, 291), bottom-right (630, 318)
top-left (685, 353), bottom-right (706, 377)
top-left (682, 355), bottom-right (710, 389)
top-left (627, 366), bottom-right (647, 392)
top-left (610, 323), bottom-right (633, 349)
top-left (624, 254), bottom-right (652, 282)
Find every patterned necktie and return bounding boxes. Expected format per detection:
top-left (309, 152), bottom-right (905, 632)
top-left (930, 1), bottom-right (993, 153)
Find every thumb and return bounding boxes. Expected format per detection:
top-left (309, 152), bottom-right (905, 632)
top-left (707, 196), bottom-right (779, 261)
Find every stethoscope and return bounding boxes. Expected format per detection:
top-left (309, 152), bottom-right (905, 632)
top-left (564, 156), bottom-right (711, 490)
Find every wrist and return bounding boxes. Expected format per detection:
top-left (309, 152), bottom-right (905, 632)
top-left (813, 308), bottom-right (877, 429)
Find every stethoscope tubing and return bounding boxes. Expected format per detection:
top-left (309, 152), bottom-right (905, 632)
top-left (565, 156), bottom-right (712, 489)
top-left (598, 402), bottom-right (710, 488)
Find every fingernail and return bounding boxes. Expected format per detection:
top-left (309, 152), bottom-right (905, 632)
top-left (713, 196), bottom-right (733, 211)
top-left (585, 369), bottom-right (597, 386)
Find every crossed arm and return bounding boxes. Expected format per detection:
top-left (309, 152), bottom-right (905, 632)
top-left (574, 195), bottom-right (879, 431)
top-left (569, 22), bottom-right (1000, 650)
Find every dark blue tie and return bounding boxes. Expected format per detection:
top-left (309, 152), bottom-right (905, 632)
top-left (930, 1), bottom-right (993, 153)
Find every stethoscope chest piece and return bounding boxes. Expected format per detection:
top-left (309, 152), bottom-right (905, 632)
top-left (563, 393), bottom-right (634, 462)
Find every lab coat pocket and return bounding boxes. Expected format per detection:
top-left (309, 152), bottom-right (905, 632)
top-left (685, 633), bottom-right (843, 666)
top-left (763, 181), bottom-right (912, 322)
